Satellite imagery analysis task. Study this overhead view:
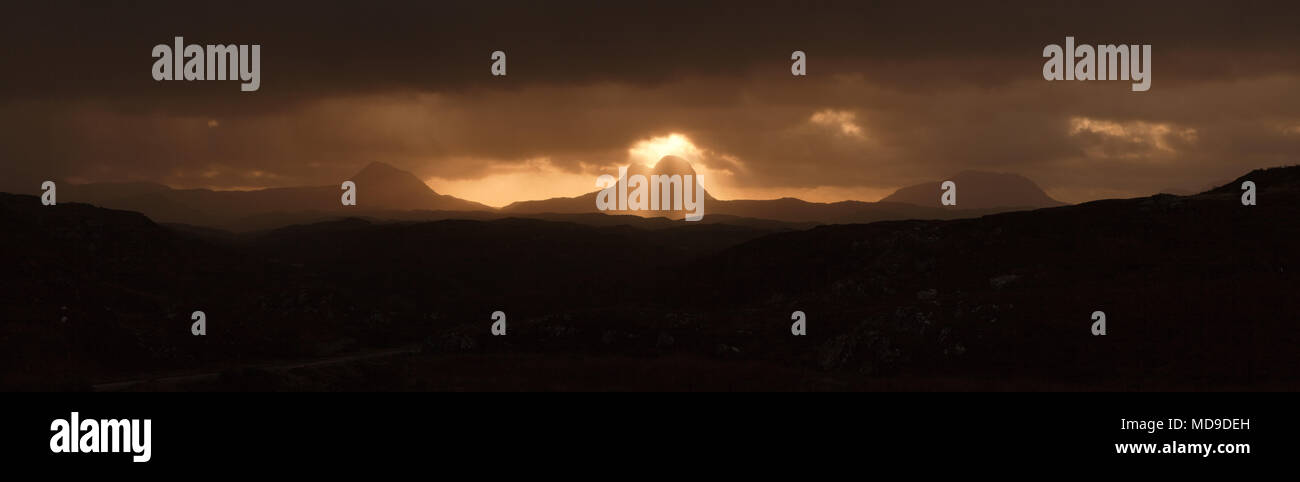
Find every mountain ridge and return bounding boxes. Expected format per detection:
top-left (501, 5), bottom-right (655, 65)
top-left (29, 160), bottom-right (1121, 230)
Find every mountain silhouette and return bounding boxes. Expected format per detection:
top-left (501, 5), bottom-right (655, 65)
top-left (629, 154), bottom-right (698, 181)
top-left (58, 162), bottom-right (492, 230)
top-left (880, 170), bottom-right (1065, 209)
top-left (503, 155), bottom-right (714, 219)
top-left (348, 161), bottom-right (492, 212)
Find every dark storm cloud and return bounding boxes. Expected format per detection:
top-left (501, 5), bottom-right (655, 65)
top-left (5, 0), bottom-right (1300, 103)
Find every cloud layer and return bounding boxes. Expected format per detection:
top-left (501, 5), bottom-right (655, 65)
top-left (3, 1), bottom-right (1299, 204)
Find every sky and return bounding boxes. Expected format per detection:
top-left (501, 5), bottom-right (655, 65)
top-left (3, 1), bottom-right (1300, 206)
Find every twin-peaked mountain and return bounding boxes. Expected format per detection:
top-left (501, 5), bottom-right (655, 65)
top-left (52, 159), bottom-right (1066, 230)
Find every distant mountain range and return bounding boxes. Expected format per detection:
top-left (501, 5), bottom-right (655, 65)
top-left (44, 158), bottom-right (1068, 231)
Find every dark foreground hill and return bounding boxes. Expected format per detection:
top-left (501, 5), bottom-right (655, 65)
top-left (0, 195), bottom-right (791, 388)
top-left (686, 168), bottom-right (1299, 386)
top-left (1, 165), bottom-right (1297, 390)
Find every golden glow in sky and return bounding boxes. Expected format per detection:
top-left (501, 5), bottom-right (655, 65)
top-left (426, 132), bottom-right (899, 207)
top-left (627, 134), bottom-right (705, 168)
top-left (432, 134), bottom-right (714, 207)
